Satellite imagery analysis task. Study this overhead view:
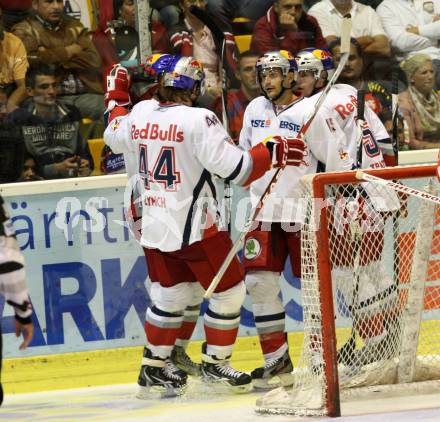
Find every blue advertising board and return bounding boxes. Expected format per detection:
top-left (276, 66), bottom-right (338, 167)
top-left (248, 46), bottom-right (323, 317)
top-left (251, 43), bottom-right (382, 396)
top-left (1, 177), bottom-right (304, 358)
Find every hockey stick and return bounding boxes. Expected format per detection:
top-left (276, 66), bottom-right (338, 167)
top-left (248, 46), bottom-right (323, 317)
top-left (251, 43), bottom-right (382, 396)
top-left (190, 6), bottom-right (232, 233)
top-left (203, 15), bottom-right (353, 299)
top-left (338, 89), bottom-right (365, 364)
top-left (356, 170), bottom-right (440, 205)
top-left (391, 71), bottom-right (399, 165)
top-left (390, 70), bottom-right (401, 321)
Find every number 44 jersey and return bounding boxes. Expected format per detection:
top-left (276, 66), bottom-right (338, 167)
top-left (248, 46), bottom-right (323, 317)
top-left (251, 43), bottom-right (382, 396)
top-left (104, 100), bottom-right (253, 252)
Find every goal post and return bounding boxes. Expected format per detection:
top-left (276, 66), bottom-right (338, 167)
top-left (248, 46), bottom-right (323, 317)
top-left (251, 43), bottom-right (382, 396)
top-left (256, 164), bottom-right (440, 417)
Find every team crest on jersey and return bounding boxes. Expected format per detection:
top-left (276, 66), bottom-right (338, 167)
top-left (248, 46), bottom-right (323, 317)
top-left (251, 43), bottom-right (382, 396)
top-left (111, 118), bottom-right (121, 130)
top-left (244, 238), bottom-right (261, 260)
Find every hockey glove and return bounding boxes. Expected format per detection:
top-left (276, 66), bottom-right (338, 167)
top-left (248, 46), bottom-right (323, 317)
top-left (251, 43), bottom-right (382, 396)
top-left (262, 135), bottom-right (306, 168)
top-left (105, 63), bottom-right (132, 113)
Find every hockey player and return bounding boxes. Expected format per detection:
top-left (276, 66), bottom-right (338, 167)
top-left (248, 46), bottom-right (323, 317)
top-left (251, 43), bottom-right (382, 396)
top-left (238, 50), bottom-right (367, 390)
top-left (106, 54), bottom-right (204, 377)
top-left (295, 48), bottom-right (401, 367)
top-left (295, 48), bottom-right (390, 171)
top-left (0, 196), bottom-right (33, 406)
top-left (104, 54), bottom-right (307, 397)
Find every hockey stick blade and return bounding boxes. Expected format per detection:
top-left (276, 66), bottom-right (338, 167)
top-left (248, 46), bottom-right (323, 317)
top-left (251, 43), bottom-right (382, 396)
top-left (356, 170), bottom-right (440, 206)
top-left (204, 16), bottom-right (352, 299)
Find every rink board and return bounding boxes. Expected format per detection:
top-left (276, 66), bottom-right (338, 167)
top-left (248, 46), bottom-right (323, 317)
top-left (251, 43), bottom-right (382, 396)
top-left (0, 149), bottom-right (438, 394)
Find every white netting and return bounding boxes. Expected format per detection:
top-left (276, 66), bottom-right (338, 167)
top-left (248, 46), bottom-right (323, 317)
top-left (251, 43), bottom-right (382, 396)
top-left (256, 167), bottom-right (440, 416)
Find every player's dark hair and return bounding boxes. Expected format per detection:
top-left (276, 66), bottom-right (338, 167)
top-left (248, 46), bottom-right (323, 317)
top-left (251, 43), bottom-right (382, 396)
top-left (161, 86), bottom-right (194, 104)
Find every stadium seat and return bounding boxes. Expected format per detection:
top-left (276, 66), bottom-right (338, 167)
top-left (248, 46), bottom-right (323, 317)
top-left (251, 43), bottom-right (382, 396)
top-left (234, 34), bottom-right (252, 53)
top-left (87, 138), bottom-right (105, 176)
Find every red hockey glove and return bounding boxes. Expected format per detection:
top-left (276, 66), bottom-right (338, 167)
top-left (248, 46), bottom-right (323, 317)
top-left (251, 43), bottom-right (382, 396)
top-left (263, 135), bottom-right (307, 168)
top-left (105, 64), bottom-right (132, 113)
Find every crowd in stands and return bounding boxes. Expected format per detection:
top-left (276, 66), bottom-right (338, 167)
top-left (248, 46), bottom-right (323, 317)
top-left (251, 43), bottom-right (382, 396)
top-left (1, 0), bottom-right (440, 184)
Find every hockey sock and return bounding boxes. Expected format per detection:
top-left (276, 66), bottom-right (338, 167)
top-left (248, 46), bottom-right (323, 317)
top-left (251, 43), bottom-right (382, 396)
top-left (175, 304), bottom-right (200, 348)
top-left (203, 307), bottom-right (240, 359)
top-left (145, 305), bottom-right (184, 359)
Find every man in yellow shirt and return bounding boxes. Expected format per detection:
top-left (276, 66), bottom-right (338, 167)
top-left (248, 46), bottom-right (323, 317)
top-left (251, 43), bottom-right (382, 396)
top-left (0, 6), bottom-right (28, 112)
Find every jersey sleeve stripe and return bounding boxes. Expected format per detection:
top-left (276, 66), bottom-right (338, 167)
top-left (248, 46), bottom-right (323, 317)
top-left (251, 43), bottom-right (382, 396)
top-left (224, 156), bottom-right (244, 182)
top-left (181, 170), bottom-right (216, 248)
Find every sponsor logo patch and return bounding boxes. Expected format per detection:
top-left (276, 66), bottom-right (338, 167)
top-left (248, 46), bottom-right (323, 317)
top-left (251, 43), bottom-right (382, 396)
top-left (244, 237), bottom-right (261, 260)
top-left (251, 119), bottom-right (272, 128)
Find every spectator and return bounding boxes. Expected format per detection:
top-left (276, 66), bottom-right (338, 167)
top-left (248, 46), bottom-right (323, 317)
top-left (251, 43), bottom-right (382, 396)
top-left (304, 0), bottom-right (320, 9)
top-left (169, 0), bottom-right (240, 105)
top-left (398, 54), bottom-right (440, 149)
top-left (417, 0), bottom-right (440, 24)
top-left (328, 37), bottom-right (403, 163)
top-left (251, 0), bottom-right (326, 54)
top-left (377, 0), bottom-right (440, 88)
top-left (12, 0), bottom-right (104, 122)
top-left (0, 88), bottom-right (25, 183)
top-left (0, 6), bottom-right (29, 113)
top-left (356, 0), bottom-right (383, 7)
top-left (8, 63), bottom-right (92, 179)
top-left (93, 0), bottom-right (170, 70)
top-left (150, 0), bottom-right (181, 30)
top-left (214, 50), bottom-right (261, 141)
top-left (207, 0), bottom-right (274, 31)
top-left (0, 0), bottom-right (31, 30)
top-left (18, 154), bottom-right (43, 181)
top-left (308, 0), bottom-right (390, 57)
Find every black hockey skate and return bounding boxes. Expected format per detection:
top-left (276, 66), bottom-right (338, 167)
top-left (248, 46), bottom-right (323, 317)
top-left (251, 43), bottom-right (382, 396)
top-left (201, 343), bottom-right (252, 393)
top-left (137, 347), bottom-right (187, 398)
top-left (170, 345), bottom-right (201, 376)
top-left (251, 349), bottom-right (294, 390)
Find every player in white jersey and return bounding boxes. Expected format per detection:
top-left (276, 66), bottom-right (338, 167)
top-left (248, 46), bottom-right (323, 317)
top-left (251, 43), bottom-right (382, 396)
top-left (238, 50), bottom-right (361, 390)
top-left (295, 48), bottom-right (400, 366)
top-left (104, 55), bottom-right (306, 397)
top-left (106, 55), bottom-right (204, 377)
top-left (295, 48), bottom-right (389, 172)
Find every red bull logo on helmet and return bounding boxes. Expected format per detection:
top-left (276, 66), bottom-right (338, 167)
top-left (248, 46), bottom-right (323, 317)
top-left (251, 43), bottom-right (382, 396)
top-left (311, 49), bottom-right (331, 60)
top-left (189, 59), bottom-right (203, 70)
top-left (280, 50), bottom-right (295, 61)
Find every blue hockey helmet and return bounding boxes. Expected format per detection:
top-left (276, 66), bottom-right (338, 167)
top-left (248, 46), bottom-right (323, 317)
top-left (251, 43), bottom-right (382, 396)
top-left (162, 56), bottom-right (205, 92)
top-left (143, 53), bottom-right (175, 77)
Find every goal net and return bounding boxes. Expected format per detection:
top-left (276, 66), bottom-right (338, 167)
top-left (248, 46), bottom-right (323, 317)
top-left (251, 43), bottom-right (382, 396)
top-left (256, 165), bottom-right (440, 417)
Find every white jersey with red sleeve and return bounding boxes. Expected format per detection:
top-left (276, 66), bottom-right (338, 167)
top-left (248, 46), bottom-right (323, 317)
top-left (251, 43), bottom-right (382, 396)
top-left (239, 95), bottom-right (347, 223)
top-left (104, 100), bottom-right (254, 252)
top-left (306, 83), bottom-right (388, 172)
top-left (306, 84), bottom-right (399, 212)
